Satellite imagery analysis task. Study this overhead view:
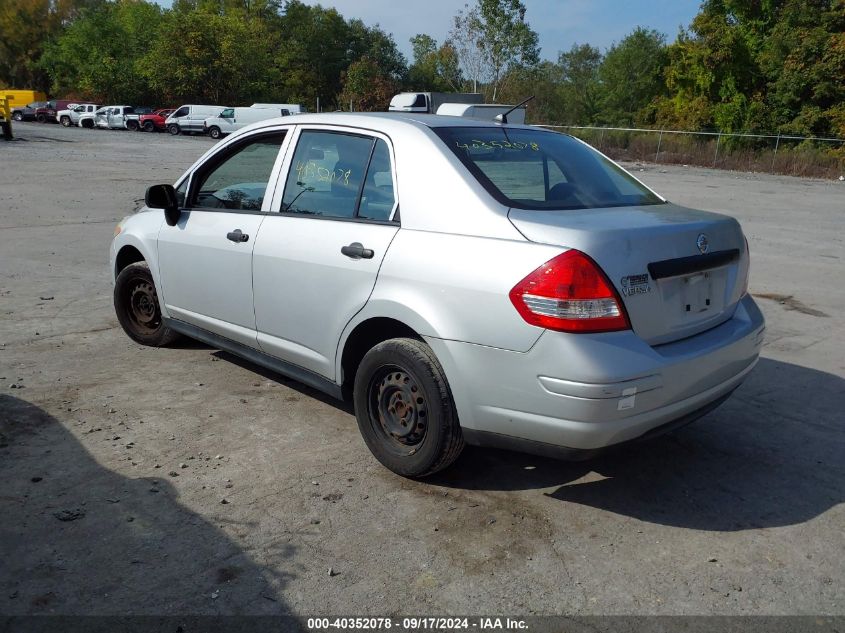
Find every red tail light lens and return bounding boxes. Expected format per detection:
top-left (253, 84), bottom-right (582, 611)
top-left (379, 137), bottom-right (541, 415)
top-left (509, 250), bottom-right (630, 333)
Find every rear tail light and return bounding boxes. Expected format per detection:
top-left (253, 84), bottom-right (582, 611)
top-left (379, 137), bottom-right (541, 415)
top-left (509, 249), bottom-right (630, 333)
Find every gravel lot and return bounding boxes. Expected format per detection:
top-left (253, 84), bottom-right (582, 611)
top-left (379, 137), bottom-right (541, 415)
top-left (1, 121), bottom-right (843, 617)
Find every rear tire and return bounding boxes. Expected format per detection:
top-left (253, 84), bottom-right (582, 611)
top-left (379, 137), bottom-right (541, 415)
top-left (81, 119), bottom-right (94, 128)
top-left (12, 112), bottom-right (23, 122)
top-left (36, 113), bottom-right (46, 123)
top-left (114, 262), bottom-right (180, 347)
top-left (126, 120), bottom-right (139, 131)
top-left (60, 116), bottom-right (71, 127)
top-left (168, 124), bottom-right (180, 135)
top-left (353, 337), bottom-right (464, 477)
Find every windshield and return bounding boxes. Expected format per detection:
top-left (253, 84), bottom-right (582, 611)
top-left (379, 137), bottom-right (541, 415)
top-left (435, 127), bottom-right (664, 210)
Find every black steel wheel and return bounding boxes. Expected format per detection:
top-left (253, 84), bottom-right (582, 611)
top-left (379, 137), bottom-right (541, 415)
top-left (354, 338), bottom-right (464, 477)
top-left (114, 262), bottom-right (180, 347)
top-left (143, 120), bottom-right (155, 132)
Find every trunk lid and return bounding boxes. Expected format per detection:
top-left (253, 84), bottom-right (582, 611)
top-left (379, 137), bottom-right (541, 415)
top-left (508, 203), bottom-right (749, 345)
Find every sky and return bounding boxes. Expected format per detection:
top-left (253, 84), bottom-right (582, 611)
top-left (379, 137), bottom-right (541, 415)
top-left (295, 0), bottom-right (704, 61)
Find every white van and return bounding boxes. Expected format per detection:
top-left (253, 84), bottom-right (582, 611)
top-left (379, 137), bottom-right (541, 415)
top-left (166, 105), bottom-right (228, 135)
top-left (435, 102), bottom-right (527, 124)
top-left (202, 106), bottom-right (293, 139)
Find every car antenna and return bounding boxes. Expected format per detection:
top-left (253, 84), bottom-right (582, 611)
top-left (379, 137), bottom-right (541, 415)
top-left (495, 95), bottom-right (535, 124)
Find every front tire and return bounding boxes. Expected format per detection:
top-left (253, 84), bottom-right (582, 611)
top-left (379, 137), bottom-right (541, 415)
top-left (114, 262), bottom-right (180, 347)
top-left (353, 338), bottom-right (464, 477)
top-left (208, 126), bottom-right (222, 139)
top-left (168, 124), bottom-right (180, 135)
top-left (143, 121), bottom-right (154, 132)
top-left (36, 113), bottom-right (46, 123)
top-left (60, 116), bottom-right (71, 127)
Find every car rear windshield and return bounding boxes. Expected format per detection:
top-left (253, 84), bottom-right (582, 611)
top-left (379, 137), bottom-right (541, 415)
top-left (435, 127), bottom-right (664, 210)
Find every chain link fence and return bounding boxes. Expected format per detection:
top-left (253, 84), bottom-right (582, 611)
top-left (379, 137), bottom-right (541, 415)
top-left (539, 125), bottom-right (845, 179)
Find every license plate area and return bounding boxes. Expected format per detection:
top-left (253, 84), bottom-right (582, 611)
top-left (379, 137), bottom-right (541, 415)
top-left (681, 271), bottom-right (713, 314)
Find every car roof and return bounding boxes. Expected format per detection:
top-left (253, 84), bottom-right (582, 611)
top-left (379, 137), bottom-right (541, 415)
top-left (253, 111), bottom-right (537, 133)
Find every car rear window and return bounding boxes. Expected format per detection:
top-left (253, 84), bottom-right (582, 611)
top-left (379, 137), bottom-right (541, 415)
top-left (435, 127), bottom-right (664, 210)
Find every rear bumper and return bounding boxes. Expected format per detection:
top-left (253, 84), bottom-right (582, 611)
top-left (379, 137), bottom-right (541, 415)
top-left (426, 294), bottom-right (765, 452)
top-left (462, 390), bottom-right (735, 460)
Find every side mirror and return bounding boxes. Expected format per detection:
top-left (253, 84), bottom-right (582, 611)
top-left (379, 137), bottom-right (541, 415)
top-left (145, 184), bottom-right (181, 226)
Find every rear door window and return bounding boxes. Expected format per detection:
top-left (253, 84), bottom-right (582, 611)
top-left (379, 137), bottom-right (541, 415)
top-left (281, 130), bottom-right (375, 219)
top-left (358, 139), bottom-right (396, 221)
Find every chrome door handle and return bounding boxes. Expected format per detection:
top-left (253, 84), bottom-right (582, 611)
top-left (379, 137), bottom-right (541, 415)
top-left (341, 242), bottom-right (374, 259)
top-left (226, 229), bottom-right (249, 243)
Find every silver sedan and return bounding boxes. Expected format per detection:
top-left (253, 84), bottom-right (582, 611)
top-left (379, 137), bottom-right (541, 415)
top-left (110, 112), bottom-right (765, 477)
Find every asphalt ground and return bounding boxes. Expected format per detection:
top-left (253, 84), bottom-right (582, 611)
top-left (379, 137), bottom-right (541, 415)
top-left (1, 121), bottom-right (843, 617)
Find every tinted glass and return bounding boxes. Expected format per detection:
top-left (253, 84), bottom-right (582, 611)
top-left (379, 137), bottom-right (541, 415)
top-left (358, 139), bottom-right (395, 221)
top-left (174, 107), bottom-right (188, 117)
top-left (190, 135), bottom-right (284, 211)
top-left (281, 131), bottom-right (374, 219)
top-left (435, 127), bottom-right (663, 210)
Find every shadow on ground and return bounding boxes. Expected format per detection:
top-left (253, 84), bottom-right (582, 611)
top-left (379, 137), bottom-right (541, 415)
top-left (0, 395), bottom-right (294, 615)
top-left (432, 357), bottom-right (844, 532)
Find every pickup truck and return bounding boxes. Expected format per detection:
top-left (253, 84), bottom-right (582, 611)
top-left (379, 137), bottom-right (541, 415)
top-left (57, 103), bottom-right (98, 127)
top-left (91, 105), bottom-right (136, 129)
top-left (139, 108), bottom-right (175, 132)
top-left (11, 101), bottom-right (47, 121)
top-left (35, 100), bottom-right (76, 123)
top-left (122, 106), bottom-right (156, 130)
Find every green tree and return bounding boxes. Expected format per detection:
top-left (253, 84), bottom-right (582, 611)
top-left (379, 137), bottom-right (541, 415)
top-left (407, 34), bottom-right (463, 91)
top-left (0, 0), bottom-right (103, 91)
top-left (598, 27), bottom-right (668, 126)
top-left (450, 0), bottom-right (539, 100)
top-left (139, 2), bottom-right (278, 105)
top-left (657, 0), bottom-right (845, 135)
top-left (557, 43), bottom-right (602, 124)
top-left (274, 1), bottom-right (405, 110)
top-left (40, 0), bottom-right (163, 103)
top-left (338, 56), bottom-right (399, 111)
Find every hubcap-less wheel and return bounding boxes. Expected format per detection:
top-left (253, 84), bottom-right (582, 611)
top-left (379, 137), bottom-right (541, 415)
top-left (353, 337), bottom-right (464, 477)
top-left (143, 121), bottom-right (154, 132)
top-left (113, 262), bottom-right (179, 347)
top-left (370, 366), bottom-right (428, 449)
top-left (122, 274), bottom-right (161, 335)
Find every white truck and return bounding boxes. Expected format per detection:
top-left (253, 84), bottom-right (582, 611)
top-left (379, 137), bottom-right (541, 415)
top-left (87, 106), bottom-right (136, 129)
top-left (388, 92), bottom-right (483, 114)
top-left (435, 102), bottom-right (527, 124)
top-left (202, 104), bottom-right (304, 139)
top-left (57, 103), bottom-right (98, 127)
